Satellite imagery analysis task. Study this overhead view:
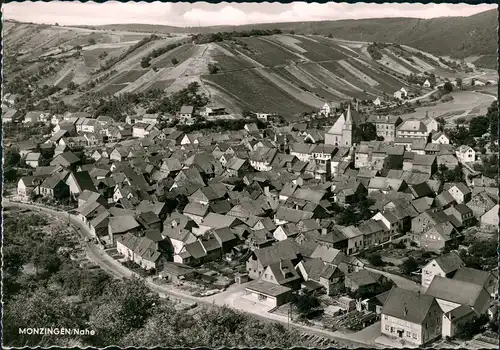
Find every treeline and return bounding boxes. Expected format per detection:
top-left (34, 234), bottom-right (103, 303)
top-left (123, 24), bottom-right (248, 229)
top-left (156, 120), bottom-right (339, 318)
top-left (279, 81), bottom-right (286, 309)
top-left (97, 34), bottom-right (160, 73)
top-left (141, 42), bottom-right (184, 68)
top-left (3, 211), bottom-right (315, 348)
top-left (367, 42), bottom-right (388, 60)
top-left (147, 82), bottom-right (209, 115)
top-left (192, 29), bottom-right (282, 44)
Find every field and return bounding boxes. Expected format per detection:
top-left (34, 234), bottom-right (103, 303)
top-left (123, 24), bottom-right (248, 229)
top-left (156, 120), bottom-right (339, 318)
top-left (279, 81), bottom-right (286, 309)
top-left (147, 79), bottom-right (175, 91)
top-left (151, 44), bottom-right (198, 69)
top-left (282, 35), bottom-right (348, 62)
top-left (99, 83), bottom-right (129, 95)
top-left (112, 69), bottom-right (148, 84)
top-left (400, 90), bottom-right (497, 122)
top-left (202, 68), bottom-right (312, 116)
top-left (213, 54), bottom-right (256, 72)
top-left (237, 37), bottom-right (301, 67)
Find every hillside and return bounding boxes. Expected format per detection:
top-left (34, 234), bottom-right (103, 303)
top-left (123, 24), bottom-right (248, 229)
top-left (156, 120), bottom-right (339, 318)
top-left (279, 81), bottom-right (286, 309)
top-left (2, 20), bottom-right (486, 118)
top-left (84, 9), bottom-right (497, 68)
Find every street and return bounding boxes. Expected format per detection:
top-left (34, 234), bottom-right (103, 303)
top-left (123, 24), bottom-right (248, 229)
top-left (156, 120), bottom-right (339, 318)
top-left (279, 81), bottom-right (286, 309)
top-left (4, 199), bottom-right (376, 348)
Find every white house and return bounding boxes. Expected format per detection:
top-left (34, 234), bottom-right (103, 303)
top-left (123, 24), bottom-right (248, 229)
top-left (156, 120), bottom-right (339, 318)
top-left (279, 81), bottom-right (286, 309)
top-left (423, 79), bottom-right (431, 88)
top-left (373, 97), bottom-right (382, 106)
top-left (431, 132), bottom-right (450, 145)
top-left (421, 252), bottom-right (464, 289)
top-left (455, 145), bottom-right (475, 164)
top-left (394, 87), bottom-right (408, 100)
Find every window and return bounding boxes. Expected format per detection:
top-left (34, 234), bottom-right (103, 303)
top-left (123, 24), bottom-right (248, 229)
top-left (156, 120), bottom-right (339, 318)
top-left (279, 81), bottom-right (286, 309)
top-left (412, 333), bottom-right (417, 339)
top-left (384, 315), bottom-right (388, 320)
top-left (406, 331), bottom-right (411, 337)
top-left (385, 325), bottom-right (389, 331)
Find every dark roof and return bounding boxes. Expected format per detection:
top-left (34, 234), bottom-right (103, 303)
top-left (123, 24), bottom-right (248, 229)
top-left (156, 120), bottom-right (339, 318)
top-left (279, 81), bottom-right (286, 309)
top-left (452, 267), bottom-right (495, 287)
top-left (431, 252), bottom-right (464, 274)
top-left (382, 287), bottom-right (436, 324)
top-left (70, 171), bottom-right (96, 192)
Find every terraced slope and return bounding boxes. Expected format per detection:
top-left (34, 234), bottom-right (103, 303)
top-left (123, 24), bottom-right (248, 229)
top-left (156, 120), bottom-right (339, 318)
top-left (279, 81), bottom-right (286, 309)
top-left (5, 20), bottom-right (484, 118)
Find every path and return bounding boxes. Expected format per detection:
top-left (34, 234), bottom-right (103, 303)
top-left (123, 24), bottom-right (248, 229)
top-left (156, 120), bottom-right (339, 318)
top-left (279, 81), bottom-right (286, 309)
top-left (365, 266), bottom-right (424, 293)
top-left (4, 199), bottom-right (373, 348)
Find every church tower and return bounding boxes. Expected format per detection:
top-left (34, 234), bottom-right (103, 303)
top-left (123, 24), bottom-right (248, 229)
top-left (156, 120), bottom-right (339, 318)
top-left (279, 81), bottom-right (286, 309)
top-left (342, 104), bottom-right (353, 147)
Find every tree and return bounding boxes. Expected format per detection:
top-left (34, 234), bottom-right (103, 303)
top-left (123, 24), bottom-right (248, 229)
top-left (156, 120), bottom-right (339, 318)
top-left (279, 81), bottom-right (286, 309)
top-left (208, 63), bottom-right (219, 74)
top-left (489, 306), bottom-right (498, 332)
top-left (456, 77), bottom-right (463, 89)
top-left (401, 257), bottom-right (418, 275)
top-left (469, 116), bottom-right (490, 137)
top-left (74, 45), bottom-right (83, 51)
top-left (367, 253), bottom-right (384, 267)
top-left (88, 38), bottom-right (96, 45)
top-left (5, 148), bottom-right (21, 167)
top-left (443, 81), bottom-right (453, 93)
top-left (171, 57), bottom-right (179, 65)
top-left (354, 123), bottom-right (377, 143)
top-left (435, 117), bottom-right (446, 132)
top-left (455, 314), bottom-right (489, 340)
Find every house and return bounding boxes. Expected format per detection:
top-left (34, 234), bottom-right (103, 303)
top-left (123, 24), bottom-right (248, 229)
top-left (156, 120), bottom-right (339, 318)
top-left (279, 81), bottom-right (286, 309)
top-left (411, 155), bottom-right (437, 175)
top-left (25, 152), bottom-right (41, 168)
top-left (2, 108), bottom-right (20, 123)
top-left (421, 253), bottom-right (464, 289)
top-left (393, 87), bottom-right (408, 100)
top-left (411, 208), bottom-right (451, 237)
top-left (425, 276), bottom-right (491, 314)
top-left (211, 227), bottom-right (239, 253)
top-left (381, 287), bottom-right (443, 346)
top-left (373, 97), bottom-right (382, 107)
top-left (244, 279), bottom-right (294, 308)
top-left (116, 231), bottom-right (167, 271)
top-left (132, 123), bottom-right (155, 138)
top-left (226, 157), bottom-right (251, 177)
top-left (17, 176), bottom-right (41, 199)
top-left (452, 267), bottom-right (498, 297)
top-left (418, 222), bottom-right (460, 253)
top-left (395, 119), bottom-right (429, 141)
top-left (344, 269), bottom-right (389, 295)
top-left (108, 216), bottom-right (140, 246)
top-left (455, 145), bottom-right (475, 164)
top-left (320, 101), bottom-right (341, 116)
top-left (444, 204), bottom-right (475, 228)
top-left (423, 79), bottom-right (431, 88)
top-left (65, 171), bottom-right (96, 197)
top-left (39, 174), bottom-right (70, 199)
top-left (142, 113), bottom-right (160, 125)
top-left (367, 115), bottom-right (402, 142)
top-left (468, 191), bottom-right (497, 218)
top-left (183, 202), bottom-right (210, 225)
top-left (50, 151), bottom-right (80, 169)
top-left (296, 258), bottom-right (345, 295)
top-left (159, 262), bottom-right (196, 283)
top-left (480, 204), bottom-right (499, 230)
top-left (246, 239), bottom-right (299, 280)
top-left (23, 110), bottom-right (47, 124)
top-left (179, 105), bottom-right (195, 124)
top-left (431, 132), bottom-right (450, 145)
top-left (260, 259), bottom-right (301, 290)
top-left (448, 183), bottom-right (472, 204)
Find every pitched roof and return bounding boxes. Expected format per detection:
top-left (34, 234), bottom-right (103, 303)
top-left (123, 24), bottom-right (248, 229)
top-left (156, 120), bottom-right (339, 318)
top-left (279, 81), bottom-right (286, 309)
top-left (429, 252), bottom-right (464, 274)
top-left (275, 207), bottom-right (313, 223)
top-left (108, 216), bottom-right (140, 234)
top-left (382, 287), bottom-right (436, 324)
top-left (452, 267), bottom-right (496, 287)
top-left (253, 239), bottom-right (299, 267)
top-left (425, 276), bottom-right (487, 308)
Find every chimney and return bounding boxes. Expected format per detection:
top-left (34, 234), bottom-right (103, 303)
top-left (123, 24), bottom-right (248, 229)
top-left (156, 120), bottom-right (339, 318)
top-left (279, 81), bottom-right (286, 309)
top-left (425, 111), bottom-right (429, 118)
top-left (404, 306), bottom-right (408, 316)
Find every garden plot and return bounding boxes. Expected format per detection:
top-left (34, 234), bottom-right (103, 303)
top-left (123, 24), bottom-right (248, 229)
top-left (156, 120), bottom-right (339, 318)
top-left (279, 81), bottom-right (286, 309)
top-left (289, 36), bottom-right (348, 62)
top-left (348, 58), bottom-right (408, 92)
top-left (410, 55), bottom-right (437, 71)
top-left (383, 51), bottom-right (421, 74)
top-left (101, 83), bottom-right (129, 95)
top-left (54, 69), bottom-right (75, 88)
top-left (146, 79), bottom-right (174, 92)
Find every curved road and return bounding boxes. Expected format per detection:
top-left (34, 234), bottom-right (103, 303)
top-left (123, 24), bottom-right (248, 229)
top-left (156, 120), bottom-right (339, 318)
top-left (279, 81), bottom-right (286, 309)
top-left (4, 199), bottom-right (377, 348)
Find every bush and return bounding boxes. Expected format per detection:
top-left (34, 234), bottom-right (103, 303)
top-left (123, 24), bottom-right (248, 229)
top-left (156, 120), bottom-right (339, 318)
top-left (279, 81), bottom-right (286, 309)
top-left (171, 57), bottom-right (179, 65)
top-left (401, 257), bottom-right (418, 275)
top-left (455, 314), bottom-right (489, 340)
top-left (208, 63), bottom-right (219, 74)
top-left (367, 253), bottom-right (384, 267)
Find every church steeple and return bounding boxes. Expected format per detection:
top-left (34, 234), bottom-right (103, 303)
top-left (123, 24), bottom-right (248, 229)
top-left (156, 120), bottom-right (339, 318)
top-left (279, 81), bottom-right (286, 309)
top-left (342, 103), bottom-right (353, 147)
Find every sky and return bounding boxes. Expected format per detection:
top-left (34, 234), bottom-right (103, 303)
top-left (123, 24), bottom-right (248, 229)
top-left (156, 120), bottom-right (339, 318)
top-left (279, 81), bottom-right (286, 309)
top-left (3, 2), bottom-right (497, 27)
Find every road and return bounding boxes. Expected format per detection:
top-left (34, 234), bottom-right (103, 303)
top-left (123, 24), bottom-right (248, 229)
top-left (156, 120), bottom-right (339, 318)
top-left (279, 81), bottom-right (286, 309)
top-left (4, 199), bottom-right (375, 348)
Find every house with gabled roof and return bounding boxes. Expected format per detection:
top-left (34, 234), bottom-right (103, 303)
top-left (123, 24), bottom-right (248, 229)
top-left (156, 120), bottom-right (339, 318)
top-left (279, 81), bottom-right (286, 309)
top-left (246, 239), bottom-right (300, 280)
top-left (66, 171), bottom-right (96, 197)
top-left (421, 252), bottom-right (464, 289)
top-left (381, 287), bottom-right (443, 346)
top-left (425, 276), bottom-right (490, 315)
top-left (39, 174), bottom-right (70, 199)
top-left (448, 183), bottom-right (472, 204)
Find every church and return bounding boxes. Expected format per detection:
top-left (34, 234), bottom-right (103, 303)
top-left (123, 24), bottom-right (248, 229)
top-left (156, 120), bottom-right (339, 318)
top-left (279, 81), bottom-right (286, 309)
top-left (325, 104), bottom-right (353, 147)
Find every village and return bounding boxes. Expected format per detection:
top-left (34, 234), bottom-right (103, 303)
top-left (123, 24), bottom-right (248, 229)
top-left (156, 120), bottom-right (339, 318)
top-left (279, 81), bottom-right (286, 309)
top-left (3, 62), bottom-right (499, 348)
